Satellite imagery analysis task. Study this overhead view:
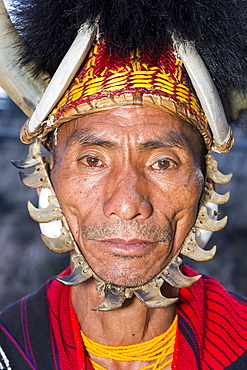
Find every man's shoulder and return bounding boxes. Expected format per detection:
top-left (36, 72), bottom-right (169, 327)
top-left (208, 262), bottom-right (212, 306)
top-left (0, 280), bottom-right (48, 326)
top-left (227, 290), bottom-right (247, 304)
top-left (182, 265), bottom-right (247, 305)
top-left (179, 267), bottom-right (247, 369)
top-left (0, 280), bottom-right (56, 369)
top-left (200, 273), bottom-right (247, 305)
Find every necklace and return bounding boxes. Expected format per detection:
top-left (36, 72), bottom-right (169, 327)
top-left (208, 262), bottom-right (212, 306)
top-left (81, 315), bottom-right (178, 370)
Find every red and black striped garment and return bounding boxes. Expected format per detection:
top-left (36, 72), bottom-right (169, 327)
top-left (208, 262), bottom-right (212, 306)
top-left (1, 266), bottom-right (247, 370)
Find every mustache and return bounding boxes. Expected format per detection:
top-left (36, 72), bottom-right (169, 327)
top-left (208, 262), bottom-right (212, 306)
top-left (80, 219), bottom-right (172, 242)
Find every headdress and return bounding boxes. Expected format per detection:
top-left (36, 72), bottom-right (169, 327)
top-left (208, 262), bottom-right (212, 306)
top-left (2, 0), bottom-right (247, 310)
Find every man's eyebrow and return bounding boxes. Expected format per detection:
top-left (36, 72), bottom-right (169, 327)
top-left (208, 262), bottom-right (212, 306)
top-left (139, 131), bottom-right (191, 151)
top-left (66, 129), bottom-right (117, 149)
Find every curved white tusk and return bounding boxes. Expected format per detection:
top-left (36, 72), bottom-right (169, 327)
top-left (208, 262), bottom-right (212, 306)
top-left (28, 21), bottom-right (98, 134)
top-left (172, 35), bottom-right (232, 152)
top-left (0, 0), bottom-right (49, 116)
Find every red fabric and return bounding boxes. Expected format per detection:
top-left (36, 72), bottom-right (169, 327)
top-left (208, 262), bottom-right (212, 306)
top-left (177, 265), bottom-right (247, 370)
top-left (47, 268), bottom-right (93, 370)
top-left (46, 266), bottom-right (247, 370)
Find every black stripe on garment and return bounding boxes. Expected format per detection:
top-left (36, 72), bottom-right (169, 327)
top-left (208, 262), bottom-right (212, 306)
top-left (0, 281), bottom-right (56, 369)
top-left (225, 350), bottom-right (247, 369)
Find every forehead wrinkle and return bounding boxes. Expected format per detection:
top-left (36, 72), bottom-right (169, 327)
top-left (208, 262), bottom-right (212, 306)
top-left (139, 131), bottom-right (193, 152)
top-left (65, 128), bottom-right (117, 149)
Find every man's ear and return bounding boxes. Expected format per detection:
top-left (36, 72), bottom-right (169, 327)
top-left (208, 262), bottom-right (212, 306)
top-left (36, 187), bottom-right (42, 196)
top-left (207, 178), bottom-right (216, 190)
top-left (50, 156), bottom-right (54, 170)
top-left (41, 155), bottom-right (54, 171)
top-left (36, 154), bottom-right (54, 197)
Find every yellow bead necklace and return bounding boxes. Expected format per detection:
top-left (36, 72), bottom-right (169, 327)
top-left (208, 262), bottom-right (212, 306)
top-left (81, 314), bottom-right (178, 370)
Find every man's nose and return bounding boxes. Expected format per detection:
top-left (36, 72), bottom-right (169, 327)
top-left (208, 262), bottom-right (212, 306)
top-left (103, 170), bottom-right (153, 221)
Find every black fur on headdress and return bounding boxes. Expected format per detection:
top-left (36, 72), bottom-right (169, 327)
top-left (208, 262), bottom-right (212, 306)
top-left (11, 0), bottom-right (247, 99)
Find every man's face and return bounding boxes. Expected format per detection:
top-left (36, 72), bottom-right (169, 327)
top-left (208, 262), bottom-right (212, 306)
top-left (51, 106), bottom-right (204, 287)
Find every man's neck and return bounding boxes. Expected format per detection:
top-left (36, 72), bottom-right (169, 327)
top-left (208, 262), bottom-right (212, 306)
top-left (72, 277), bottom-right (178, 346)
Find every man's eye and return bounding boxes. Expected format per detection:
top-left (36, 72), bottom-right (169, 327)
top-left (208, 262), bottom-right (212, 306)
top-left (81, 156), bottom-right (103, 167)
top-left (151, 159), bottom-right (174, 170)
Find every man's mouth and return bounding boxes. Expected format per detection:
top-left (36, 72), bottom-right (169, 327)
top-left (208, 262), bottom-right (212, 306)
top-left (97, 237), bottom-right (168, 255)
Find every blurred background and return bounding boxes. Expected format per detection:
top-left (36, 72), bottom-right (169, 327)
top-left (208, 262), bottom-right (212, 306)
top-left (0, 89), bottom-right (247, 310)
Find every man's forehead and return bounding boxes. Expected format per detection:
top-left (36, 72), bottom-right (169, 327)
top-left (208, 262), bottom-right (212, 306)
top-left (58, 106), bottom-right (202, 150)
top-left (73, 106), bottom-right (184, 127)
top-left (65, 127), bottom-right (194, 153)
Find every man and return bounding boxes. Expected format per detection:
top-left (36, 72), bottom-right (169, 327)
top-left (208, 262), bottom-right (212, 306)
top-left (0, 0), bottom-right (247, 369)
